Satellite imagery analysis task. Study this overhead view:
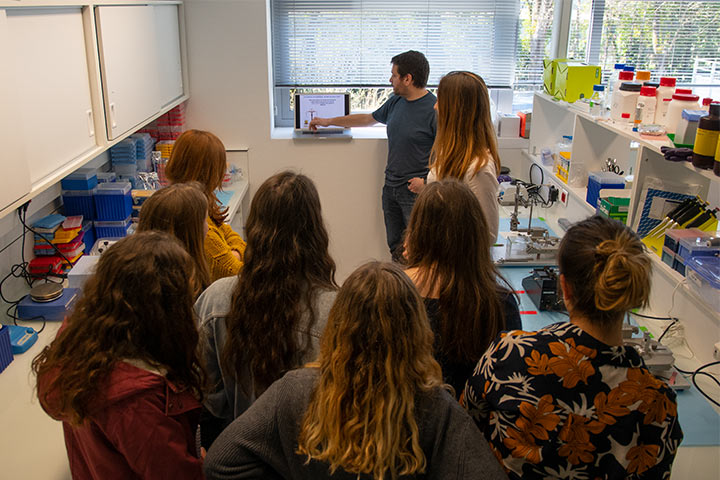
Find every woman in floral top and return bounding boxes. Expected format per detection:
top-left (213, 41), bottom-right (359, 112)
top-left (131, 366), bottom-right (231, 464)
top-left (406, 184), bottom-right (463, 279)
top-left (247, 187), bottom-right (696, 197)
top-left (463, 215), bottom-right (683, 479)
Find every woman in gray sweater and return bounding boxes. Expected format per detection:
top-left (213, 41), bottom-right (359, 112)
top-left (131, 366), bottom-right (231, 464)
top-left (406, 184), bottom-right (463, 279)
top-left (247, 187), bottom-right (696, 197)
top-left (204, 262), bottom-right (508, 480)
top-left (195, 171), bottom-right (338, 447)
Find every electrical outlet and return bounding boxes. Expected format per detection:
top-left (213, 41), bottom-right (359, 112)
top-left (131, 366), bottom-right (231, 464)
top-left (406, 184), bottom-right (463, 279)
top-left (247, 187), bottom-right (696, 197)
top-left (714, 342), bottom-right (720, 361)
top-left (560, 188), bottom-right (569, 206)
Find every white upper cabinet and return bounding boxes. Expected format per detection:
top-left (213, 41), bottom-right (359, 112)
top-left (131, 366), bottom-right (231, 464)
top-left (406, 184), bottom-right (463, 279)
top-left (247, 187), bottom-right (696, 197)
top-left (96, 3), bottom-right (184, 140)
top-left (0, 10), bottom-right (31, 211)
top-left (154, 4), bottom-right (184, 108)
top-left (6, 7), bottom-right (96, 187)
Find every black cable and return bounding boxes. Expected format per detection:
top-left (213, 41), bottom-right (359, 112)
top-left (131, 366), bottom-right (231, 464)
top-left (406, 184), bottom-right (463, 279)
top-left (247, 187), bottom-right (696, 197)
top-left (629, 311), bottom-right (676, 321)
top-left (6, 303), bottom-right (46, 334)
top-left (656, 318), bottom-right (679, 343)
top-left (691, 361), bottom-right (720, 407)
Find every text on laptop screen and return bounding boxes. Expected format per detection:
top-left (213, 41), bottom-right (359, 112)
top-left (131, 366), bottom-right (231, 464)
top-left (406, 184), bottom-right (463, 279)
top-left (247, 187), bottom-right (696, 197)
top-left (295, 93), bottom-right (350, 130)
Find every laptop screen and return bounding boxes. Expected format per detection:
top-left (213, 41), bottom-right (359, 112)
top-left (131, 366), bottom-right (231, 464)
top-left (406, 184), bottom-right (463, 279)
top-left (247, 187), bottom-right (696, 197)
top-left (294, 93), bottom-right (351, 131)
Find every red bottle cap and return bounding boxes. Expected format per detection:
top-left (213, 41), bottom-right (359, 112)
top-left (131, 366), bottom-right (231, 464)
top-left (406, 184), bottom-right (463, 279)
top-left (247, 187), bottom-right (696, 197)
top-left (671, 93), bottom-right (700, 102)
top-left (621, 113), bottom-right (630, 119)
top-left (702, 97), bottom-right (713, 106)
top-left (640, 86), bottom-right (657, 96)
top-left (618, 71), bottom-right (634, 81)
top-left (659, 77), bottom-right (676, 87)
top-left (675, 88), bottom-right (692, 94)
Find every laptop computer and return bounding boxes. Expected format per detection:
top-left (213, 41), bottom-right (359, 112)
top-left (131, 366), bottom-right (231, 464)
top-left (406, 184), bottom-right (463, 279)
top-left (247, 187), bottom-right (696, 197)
top-left (293, 93), bottom-right (352, 138)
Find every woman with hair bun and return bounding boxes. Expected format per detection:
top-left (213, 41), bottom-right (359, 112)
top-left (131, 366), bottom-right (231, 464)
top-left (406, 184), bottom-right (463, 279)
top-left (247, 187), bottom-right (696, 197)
top-left (204, 262), bottom-right (508, 480)
top-left (464, 215), bottom-right (683, 479)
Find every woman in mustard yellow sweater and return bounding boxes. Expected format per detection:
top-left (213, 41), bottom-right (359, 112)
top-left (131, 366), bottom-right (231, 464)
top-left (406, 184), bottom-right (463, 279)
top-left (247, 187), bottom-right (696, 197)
top-left (166, 129), bottom-right (246, 282)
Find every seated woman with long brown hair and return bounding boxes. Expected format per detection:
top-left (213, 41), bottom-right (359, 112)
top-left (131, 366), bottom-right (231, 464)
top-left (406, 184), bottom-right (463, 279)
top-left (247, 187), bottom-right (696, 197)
top-left (404, 179), bottom-right (520, 396)
top-left (203, 262), bottom-right (508, 480)
top-left (194, 171), bottom-right (338, 447)
top-left (137, 181), bottom-right (211, 293)
top-left (464, 216), bottom-right (683, 479)
top-left (165, 129), bottom-right (246, 282)
top-left (33, 232), bottom-right (206, 479)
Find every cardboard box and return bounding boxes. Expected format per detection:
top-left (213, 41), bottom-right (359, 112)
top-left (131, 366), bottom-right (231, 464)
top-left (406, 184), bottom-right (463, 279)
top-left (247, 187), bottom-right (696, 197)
top-left (543, 58), bottom-right (566, 97)
top-left (555, 61), bottom-right (602, 103)
top-left (517, 111), bottom-right (531, 139)
top-left (498, 113), bottom-right (521, 138)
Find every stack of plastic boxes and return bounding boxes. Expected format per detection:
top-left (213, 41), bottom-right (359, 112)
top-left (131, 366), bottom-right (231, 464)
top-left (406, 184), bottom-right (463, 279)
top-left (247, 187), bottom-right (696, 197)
top-left (94, 182), bottom-right (133, 238)
top-left (110, 138), bottom-right (138, 187)
top-left (155, 140), bottom-right (175, 186)
top-left (130, 133), bottom-right (155, 172)
top-left (586, 172), bottom-right (625, 209)
top-left (686, 257), bottom-right (720, 313)
top-left (156, 104), bottom-right (185, 141)
top-left (61, 168), bottom-right (97, 243)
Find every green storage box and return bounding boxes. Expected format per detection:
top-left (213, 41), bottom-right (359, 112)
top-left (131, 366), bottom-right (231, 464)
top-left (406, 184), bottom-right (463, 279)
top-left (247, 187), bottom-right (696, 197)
top-left (554, 61), bottom-right (602, 103)
top-left (598, 196), bottom-right (630, 215)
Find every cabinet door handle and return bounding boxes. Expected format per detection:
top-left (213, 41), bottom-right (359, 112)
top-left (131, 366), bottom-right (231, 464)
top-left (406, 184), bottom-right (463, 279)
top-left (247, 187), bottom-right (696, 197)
top-left (86, 109), bottom-right (94, 137)
top-left (109, 103), bottom-right (117, 129)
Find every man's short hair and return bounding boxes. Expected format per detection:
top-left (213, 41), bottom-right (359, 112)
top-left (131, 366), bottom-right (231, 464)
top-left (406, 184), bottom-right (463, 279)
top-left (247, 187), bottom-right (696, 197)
top-left (391, 51), bottom-right (430, 89)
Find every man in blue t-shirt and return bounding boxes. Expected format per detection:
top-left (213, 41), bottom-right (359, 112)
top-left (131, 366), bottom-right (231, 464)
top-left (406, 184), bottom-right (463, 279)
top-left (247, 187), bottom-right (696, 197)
top-left (310, 51), bottom-right (437, 261)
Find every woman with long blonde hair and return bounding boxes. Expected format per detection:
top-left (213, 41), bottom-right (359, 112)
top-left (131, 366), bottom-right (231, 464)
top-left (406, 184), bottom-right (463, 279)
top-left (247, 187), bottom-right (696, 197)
top-left (408, 71), bottom-right (501, 242)
top-left (203, 262), bottom-right (507, 480)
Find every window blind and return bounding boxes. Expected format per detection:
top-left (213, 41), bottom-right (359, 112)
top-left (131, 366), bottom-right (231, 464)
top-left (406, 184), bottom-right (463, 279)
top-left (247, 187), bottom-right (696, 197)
top-left (570, 0), bottom-right (720, 85)
top-left (271, 0), bottom-right (523, 88)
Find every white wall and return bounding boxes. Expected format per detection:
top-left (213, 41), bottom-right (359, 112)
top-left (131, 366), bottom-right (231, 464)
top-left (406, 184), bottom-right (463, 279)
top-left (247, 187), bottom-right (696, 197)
top-left (182, 0), bottom-right (527, 280)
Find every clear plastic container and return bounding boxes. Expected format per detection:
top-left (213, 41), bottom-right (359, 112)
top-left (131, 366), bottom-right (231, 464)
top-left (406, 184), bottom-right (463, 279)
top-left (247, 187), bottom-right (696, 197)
top-left (675, 109), bottom-right (703, 146)
top-left (638, 86), bottom-right (657, 124)
top-left (589, 84), bottom-right (606, 117)
top-left (607, 63), bottom-right (625, 101)
top-left (685, 256), bottom-right (720, 313)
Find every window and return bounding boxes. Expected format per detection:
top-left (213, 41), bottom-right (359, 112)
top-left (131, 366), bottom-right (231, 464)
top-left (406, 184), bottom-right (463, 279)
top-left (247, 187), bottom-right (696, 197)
top-left (568, 0), bottom-right (720, 97)
top-left (271, 0), bottom-right (556, 125)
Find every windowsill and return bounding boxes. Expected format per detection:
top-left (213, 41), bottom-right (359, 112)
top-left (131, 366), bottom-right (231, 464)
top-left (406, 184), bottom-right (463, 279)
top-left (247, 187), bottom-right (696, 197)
top-left (271, 126), bottom-right (388, 140)
top-left (271, 127), bottom-right (530, 149)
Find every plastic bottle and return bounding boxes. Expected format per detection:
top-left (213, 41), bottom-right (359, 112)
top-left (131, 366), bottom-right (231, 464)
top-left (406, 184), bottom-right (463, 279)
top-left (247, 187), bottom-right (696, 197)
top-left (665, 93), bottom-right (700, 134)
top-left (654, 77), bottom-right (676, 125)
top-left (638, 86), bottom-right (657, 124)
top-left (607, 63), bottom-right (625, 99)
top-left (611, 82), bottom-right (642, 122)
top-left (589, 85), bottom-right (606, 117)
top-left (636, 70), bottom-right (651, 82)
top-left (692, 103), bottom-right (720, 169)
top-left (701, 98), bottom-right (714, 112)
top-left (633, 102), bottom-right (644, 132)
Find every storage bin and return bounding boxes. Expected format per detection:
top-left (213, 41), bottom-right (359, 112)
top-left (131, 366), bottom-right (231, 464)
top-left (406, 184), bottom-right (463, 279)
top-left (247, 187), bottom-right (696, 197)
top-left (0, 325), bottom-right (13, 374)
top-left (664, 228), bottom-right (705, 253)
top-left (677, 233), bottom-right (719, 261)
top-left (586, 172), bottom-right (625, 209)
top-left (685, 256), bottom-right (720, 313)
top-left (68, 254), bottom-right (99, 290)
top-left (61, 168), bottom-right (98, 190)
top-left (97, 171), bottom-right (116, 184)
top-left (661, 246), bottom-right (676, 269)
top-left (63, 188), bottom-right (96, 220)
top-left (672, 256), bottom-right (686, 276)
top-left (94, 217), bottom-right (132, 238)
top-left (81, 221), bottom-right (95, 255)
top-left (94, 182), bottom-right (132, 221)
